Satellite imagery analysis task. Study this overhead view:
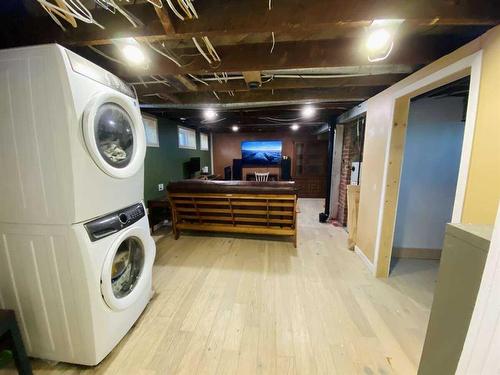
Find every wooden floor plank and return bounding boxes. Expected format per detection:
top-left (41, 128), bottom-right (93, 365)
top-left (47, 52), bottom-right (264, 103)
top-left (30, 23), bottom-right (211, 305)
top-left (18, 199), bottom-right (438, 375)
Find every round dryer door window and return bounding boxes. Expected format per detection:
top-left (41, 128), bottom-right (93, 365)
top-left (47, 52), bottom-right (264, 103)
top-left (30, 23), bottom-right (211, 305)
top-left (101, 226), bottom-right (155, 311)
top-left (111, 237), bottom-right (144, 298)
top-left (83, 92), bottom-right (146, 179)
top-left (94, 103), bottom-right (134, 169)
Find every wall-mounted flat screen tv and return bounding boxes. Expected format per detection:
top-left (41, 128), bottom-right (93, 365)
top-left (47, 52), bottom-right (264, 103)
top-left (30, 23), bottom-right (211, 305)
top-left (241, 140), bottom-right (282, 165)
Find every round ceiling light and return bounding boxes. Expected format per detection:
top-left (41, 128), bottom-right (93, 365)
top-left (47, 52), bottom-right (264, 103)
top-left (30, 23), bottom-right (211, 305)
top-left (231, 125), bottom-right (239, 132)
top-left (301, 105), bottom-right (316, 118)
top-left (291, 123), bottom-right (300, 131)
top-left (203, 109), bottom-right (217, 120)
top-left (121, 44), bottom-right (146, 65)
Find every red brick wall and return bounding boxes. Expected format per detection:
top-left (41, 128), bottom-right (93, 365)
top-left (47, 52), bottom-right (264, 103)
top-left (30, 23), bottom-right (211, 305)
top-left (336, 125), bottom-right (357, 226)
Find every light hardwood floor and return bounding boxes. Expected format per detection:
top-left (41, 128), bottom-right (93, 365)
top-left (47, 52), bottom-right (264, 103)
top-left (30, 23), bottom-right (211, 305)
top-left (7, 199), bottom-right (439, 374)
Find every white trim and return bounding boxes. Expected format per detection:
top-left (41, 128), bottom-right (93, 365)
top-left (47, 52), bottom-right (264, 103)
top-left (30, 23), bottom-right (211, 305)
top-left (374, 50), bottom-right (483, 277)
top-left (355, 245), bottom-right (375, 273)
top-left (200, 132), bottom-right (209, 151)
top-left (329, 125), bottom-right (344, 219)
top-left (210, 132), bottom-right (214, 174)
top-left (457, 204), bottom-right (500, 374)
top-left (452, 51), bottom-right (482, 222)
top-left (142, 114), bottom-right (159, 148)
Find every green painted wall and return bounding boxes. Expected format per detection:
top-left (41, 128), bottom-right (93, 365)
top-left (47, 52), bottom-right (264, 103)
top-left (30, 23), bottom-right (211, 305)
top-left (143, 117), bottom-right (211, 202)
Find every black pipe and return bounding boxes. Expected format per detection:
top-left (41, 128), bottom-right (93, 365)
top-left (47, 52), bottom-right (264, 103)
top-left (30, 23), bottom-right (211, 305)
top-left (319, 118), bottom-right (336, 223)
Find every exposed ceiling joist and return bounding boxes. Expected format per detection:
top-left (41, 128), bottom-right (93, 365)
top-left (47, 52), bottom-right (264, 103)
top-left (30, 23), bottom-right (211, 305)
top-left (113, 35), bottom-right (467, 76)
top-left (171, 86), bottom-right (383, 105)
top-left (1, 1), bottom-right (497, 48)
top-left (133, 73), bottom-right (407, 94)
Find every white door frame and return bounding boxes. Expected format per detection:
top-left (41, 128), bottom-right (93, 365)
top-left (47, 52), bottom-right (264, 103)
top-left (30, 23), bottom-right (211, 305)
top-left (374, 50), bottom-right (483, 277)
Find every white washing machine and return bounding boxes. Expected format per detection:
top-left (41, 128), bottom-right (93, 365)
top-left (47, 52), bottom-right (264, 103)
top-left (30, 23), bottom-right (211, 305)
top-left (0, 44), bottom-right (147, 225)
top-left (0, 44), bottom-right (156, 365)
top-left (0, 202), bottom-right (155, 365)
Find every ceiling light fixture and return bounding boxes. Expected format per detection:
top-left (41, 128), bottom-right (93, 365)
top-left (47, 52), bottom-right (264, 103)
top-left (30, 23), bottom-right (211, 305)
top-left (365, 19), bottom-right (404, 62)
top-left (231, 125), bottom-right (239, 132)
top-left (203, 108), bottom-right (217, 120)
top-left (113, 38), bottom-right (148, 67)
top-left (301, 105), bottom-right (316, 118)
top-left (291, 123), bottom-right (300, 131)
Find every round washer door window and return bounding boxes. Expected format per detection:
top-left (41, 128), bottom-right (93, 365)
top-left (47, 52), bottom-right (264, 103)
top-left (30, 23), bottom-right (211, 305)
top-left (111, 237), bottom-right (144, 298)
top-left (101, 227), bottom-right (155, 311)
top-left (94, 103), bottom-right (134, 169)
top-left (83, 92), bottom-right (146, 179)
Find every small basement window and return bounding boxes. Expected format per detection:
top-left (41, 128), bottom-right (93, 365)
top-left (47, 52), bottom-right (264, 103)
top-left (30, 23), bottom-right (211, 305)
top-left (200, 133), bottom-right (209, 151)
top-left (178, 126), bottom-right (197, 149)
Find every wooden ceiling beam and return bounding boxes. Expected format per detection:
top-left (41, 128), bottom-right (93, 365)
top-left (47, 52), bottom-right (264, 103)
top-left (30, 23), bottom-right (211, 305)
top-left (0, 1), bottom-right (497, 48)
top-left (170, 86), bottom-right (384, 104)
top-left (118, 34), bottom-right (466, 76)
top-left (175, 0), bottom-right (500, 36)
top-left (134, 73), bottom-right (407, 94)
top-left (154, 6), bottom-right (176, 35)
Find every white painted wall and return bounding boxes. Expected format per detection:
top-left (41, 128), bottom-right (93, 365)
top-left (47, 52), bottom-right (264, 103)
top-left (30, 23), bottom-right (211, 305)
top-left (393, 96), bottom-right (465, 250)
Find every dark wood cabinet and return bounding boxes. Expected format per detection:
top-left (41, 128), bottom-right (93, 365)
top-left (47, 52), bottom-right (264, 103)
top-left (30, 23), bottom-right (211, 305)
top-left (292, 140), bottom-right (328, 198)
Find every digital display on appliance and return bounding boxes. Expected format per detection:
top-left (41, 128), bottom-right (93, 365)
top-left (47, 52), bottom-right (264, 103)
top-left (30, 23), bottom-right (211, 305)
top-left (241, 140), bottom-right (282, 165)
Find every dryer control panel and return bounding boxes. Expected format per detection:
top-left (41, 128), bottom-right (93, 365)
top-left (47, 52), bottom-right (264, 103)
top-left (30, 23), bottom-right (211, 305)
top-left (85, 203), bottom-right (145, 242)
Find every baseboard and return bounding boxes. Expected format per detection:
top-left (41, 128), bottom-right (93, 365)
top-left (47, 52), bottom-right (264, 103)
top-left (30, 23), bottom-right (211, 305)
top-left (355, 245), bottom-right (375, 273)
top-left (392, 247), bottom-right (442, 260)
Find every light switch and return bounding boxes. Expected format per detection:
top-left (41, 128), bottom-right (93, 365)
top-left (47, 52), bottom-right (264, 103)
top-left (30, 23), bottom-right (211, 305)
top-left (158, 183), bottom-right (164, 191)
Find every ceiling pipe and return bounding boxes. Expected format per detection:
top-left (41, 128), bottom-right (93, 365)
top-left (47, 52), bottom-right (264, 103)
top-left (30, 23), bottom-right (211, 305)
top-left (140, 98), bottom-right (364, 110)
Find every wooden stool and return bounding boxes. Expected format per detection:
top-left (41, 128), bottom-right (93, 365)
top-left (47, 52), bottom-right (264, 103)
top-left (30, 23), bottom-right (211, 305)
top-left (0, 310), bottom-right (32, 374)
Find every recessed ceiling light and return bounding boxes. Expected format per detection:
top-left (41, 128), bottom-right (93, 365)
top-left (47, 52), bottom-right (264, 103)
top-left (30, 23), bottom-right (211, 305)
top-left (301, 105), bottom-right (316, 118)
top-left (291, 123), bottom-right (300, 131)
top-left (203, 109), bottom-right (217, 120)
top-left (180, 117), bottom-right (186, 121)
top-left (231, 125), bottom-right (239, 132)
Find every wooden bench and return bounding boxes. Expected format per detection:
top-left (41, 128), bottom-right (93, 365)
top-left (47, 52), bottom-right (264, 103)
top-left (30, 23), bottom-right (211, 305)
top-left (167, 181), bottom-right (298, 247)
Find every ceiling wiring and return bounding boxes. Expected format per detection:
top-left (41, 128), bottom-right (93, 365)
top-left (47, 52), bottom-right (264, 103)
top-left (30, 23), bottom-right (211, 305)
top-left (146, 0), bottom-right (163, 8)
top-left (270, 31), bottom-right (275, 54)
top-left (203, 37), bottom-right (221, 62)
top-left (188, 74), bottom-right (210, 86)
top-left (37, 0), bottom-right (105, 29)
top-left (212, 91), bottom-right (220, 100)
top-left (88, 45), bottom-right (127, 65)
top-left (144, 39), bottom-right (182, 67)
top-left (192, 37), bottom-right (212, 64)
top-left (94, 0), bottom-right (116, 14)
top-left (165, 0), bottom-right (184, 20)
top-left (150, 75), bottom-right (171, 86)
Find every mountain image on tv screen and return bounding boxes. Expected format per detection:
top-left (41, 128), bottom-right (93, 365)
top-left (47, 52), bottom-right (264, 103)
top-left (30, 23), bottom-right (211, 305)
top-left (241, 140), bottom-right (282, 165)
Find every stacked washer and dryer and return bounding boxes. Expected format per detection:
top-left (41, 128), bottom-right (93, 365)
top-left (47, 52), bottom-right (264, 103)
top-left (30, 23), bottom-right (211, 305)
top-left (0, 44), bottom-right (156, 365)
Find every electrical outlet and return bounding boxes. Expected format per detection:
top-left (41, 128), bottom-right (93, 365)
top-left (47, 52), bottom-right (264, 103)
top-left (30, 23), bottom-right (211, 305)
top-left (158, 183), bottom-right (164, 191)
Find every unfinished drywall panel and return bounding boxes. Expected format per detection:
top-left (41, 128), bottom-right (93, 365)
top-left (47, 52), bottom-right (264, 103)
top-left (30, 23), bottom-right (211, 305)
top-left (461, 30), bottom-right (500, 223)
top-left (394, 97), bottom-right (465, 251)
top-left (352, 26), bottom-right (500, 274)
top-left (355, 98), bottom-right (394, 263)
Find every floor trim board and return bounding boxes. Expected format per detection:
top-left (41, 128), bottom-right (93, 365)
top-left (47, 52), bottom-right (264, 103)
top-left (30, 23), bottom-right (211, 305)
top-left (355, 245), bottom-right (375, 274)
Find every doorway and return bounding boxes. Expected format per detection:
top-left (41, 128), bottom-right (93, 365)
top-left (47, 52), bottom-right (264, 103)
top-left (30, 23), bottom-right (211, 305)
top-left (391, 77), bottom-right (470, 276)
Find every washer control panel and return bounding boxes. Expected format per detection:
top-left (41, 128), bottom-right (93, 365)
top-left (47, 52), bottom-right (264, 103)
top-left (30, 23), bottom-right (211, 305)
top-left (85, 203), bottom-right (145, 242)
